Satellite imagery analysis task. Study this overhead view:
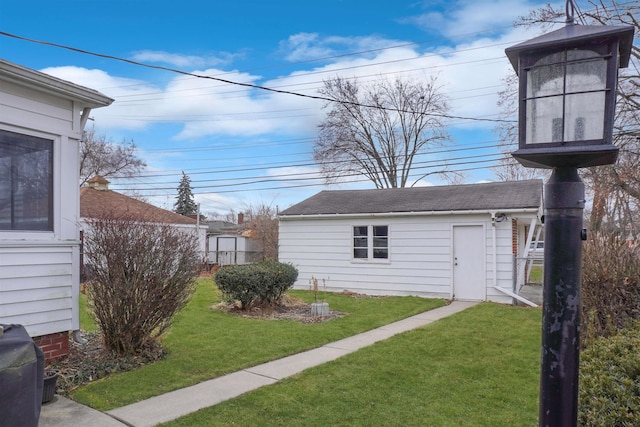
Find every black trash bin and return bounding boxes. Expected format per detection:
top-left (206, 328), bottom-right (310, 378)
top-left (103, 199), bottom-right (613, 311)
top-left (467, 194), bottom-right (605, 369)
top-left (0, 324), bottom-right (44, 427)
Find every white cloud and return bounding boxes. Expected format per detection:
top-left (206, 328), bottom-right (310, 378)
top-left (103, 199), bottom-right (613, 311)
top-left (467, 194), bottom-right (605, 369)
top-left (279, 32), bottom-right (406, 62)
top-left (405, 0), bottom-right (554, 38)
top-left (130, 50), bottom-right (240, 68)
top-left (40, 2), bottom-right (556, 144)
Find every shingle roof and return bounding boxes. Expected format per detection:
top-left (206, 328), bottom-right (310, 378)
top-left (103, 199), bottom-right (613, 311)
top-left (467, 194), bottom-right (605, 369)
top-left (279, 180), bottom-right (543, 216)
top-left (80, 187), bottom-right (197, 225)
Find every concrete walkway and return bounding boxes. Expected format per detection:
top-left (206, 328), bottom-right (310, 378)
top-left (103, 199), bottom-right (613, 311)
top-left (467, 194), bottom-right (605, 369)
top-left (40, 300), bottom-right (478, 427)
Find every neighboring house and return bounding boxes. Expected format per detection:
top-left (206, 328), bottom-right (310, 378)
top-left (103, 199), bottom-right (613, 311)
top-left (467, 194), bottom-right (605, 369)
top-left (206, 213), bottom-right (262, 266)
top-left (278, 180), bottom-right (543, 305)
top-left (80, 176), bottom-right (207, 266)
top-left (0, 59), bottom-right (113, 361)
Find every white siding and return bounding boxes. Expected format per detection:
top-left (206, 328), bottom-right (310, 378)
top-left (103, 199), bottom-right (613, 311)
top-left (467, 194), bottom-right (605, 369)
top-left (0, 244), bottom-right (79, 336)
top-left (0, 64), bottom-right (109, 338)
top-left (279, 213), bottom-right (520, 304)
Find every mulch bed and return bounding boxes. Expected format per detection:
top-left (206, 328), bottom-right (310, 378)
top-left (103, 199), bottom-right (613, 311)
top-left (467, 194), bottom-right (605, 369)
top-left (213, 295), bottom-right (345, 323)
top-left (46, 331), bottom-right (165, 395)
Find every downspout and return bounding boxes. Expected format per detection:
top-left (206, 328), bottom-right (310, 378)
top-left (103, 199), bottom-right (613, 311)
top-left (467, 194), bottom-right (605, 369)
top-left (491, 212), bottom-right (499, 291)
top-left (73, 330), bottom-right (88, 344)
top-left (74, 107), bottom-right (93, 346)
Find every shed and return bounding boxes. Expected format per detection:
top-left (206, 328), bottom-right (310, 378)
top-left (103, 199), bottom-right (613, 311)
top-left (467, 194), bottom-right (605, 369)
top-left (278, 180), bottom-right (543, 304)
top-left (205, 214), bottom-right (262, 266)
top-left (0, 58), bottom-right (113, 361)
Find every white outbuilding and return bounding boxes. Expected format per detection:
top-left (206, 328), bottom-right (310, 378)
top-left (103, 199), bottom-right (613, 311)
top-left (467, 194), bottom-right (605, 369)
top-left (278, 180), bottom-right (543, 305)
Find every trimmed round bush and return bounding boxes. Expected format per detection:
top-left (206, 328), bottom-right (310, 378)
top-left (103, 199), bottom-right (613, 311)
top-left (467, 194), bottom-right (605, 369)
top-left (215, 260), bottom-right (298, 309)
top-left (579, 323), bottom-right (640, 426)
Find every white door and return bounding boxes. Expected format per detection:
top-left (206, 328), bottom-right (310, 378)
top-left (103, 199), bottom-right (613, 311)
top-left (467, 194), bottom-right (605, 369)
top-left (217, 237), bottom-right (237, 265)
top-left (453, 225), bottom-right (486, 301)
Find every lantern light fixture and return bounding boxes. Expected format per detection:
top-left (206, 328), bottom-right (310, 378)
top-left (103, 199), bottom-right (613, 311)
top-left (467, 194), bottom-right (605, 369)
top-left (505, 11), bottom-right (634, 168)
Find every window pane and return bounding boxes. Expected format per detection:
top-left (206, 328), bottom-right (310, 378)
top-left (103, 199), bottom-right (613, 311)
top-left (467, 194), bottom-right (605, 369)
top-left (0, 130), bottom-right (53, 231)
top-left (353, 237), bottom-right (368, 248)
top-left (353, 226), bottom-right (368, 237)
top-left (373, 226), bottom-right (388, 237)
top-left (353, 226), bottom-right (368, 258)
top-left (373, 236), bottom-right (388, 247)
top-left (354, 248), bottom-right (368, 258)
top-left (373, 248), bottom-right (388, 259)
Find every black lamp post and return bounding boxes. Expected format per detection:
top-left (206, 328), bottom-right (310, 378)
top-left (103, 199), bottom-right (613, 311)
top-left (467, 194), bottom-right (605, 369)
top-left (504, 2), bottom-right (634, 426)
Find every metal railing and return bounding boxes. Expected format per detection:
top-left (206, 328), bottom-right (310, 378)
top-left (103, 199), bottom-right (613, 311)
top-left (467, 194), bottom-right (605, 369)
top-left (207, 250), bottom-right (264, 266)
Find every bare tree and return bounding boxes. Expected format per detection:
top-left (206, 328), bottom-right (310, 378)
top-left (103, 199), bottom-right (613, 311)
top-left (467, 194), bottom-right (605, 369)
top-left (80, 126), bottom-right (146, 186)
top-left (314, 76), bottom-right (453, 188)
top-left (242, 202), bottom-right (279, 260)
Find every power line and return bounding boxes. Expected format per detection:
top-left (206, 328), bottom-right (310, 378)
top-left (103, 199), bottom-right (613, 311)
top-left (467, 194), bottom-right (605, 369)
top-left (118, 159), bottom-right (513, 197)
top-left (111, 151), bottom-right (503, 189)
top-left (108, 140), bottom-right (509, 181)
top-left (0, 30), bottom-right (516, 124)
top-left (111, 153), bottom-right (506, 194)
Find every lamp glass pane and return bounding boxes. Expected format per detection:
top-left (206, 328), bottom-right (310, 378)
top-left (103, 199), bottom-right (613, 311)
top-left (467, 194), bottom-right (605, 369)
top-left (526, 95), bottom-right (563, 144)
top-left (566, 50), bottom-right (606, 92)
top-left (527, 52), bottom-right (564, 98)
top-left (525, 49), bottom-right (608, 145)
top-left (564, 92), bottom-right (605, 141)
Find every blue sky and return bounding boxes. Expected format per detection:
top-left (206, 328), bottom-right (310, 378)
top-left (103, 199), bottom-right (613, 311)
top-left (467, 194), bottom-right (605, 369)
top-left (0, 0), bottom-right (558, 216)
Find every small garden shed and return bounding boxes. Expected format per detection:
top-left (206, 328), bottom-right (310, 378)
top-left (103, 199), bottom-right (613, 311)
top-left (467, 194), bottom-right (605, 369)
top-left (0, 58), bottom-right (113, 361)
top-left (278, 180), bottom-right (543, 304)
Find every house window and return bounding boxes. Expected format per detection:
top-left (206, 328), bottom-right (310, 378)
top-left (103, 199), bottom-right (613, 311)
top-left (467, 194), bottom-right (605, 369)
top-left (0, 129), bottom-right (53, 231)
top-left (353, 225), bottom-right (388, 260)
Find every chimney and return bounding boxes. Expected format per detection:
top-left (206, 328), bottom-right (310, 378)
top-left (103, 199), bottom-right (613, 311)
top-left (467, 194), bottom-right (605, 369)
top-left (86, 175), bottom-right (110, 191)
top-left (237, 212), bottom-right (244, 225)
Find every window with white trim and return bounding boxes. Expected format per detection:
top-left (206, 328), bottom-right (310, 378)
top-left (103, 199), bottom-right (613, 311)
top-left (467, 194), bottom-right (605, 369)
top-left (0, 129), bottom-right (53, 231)
top-left (353, 225), bottom-right (388, 260)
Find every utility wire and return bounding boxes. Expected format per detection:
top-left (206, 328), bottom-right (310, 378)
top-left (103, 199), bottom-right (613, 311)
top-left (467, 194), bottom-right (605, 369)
top-left (110, 142), bottom-right (506, 184)
top-left (118, 159), bottom-right (518, 197)
top-left (111, 153), bottom-right (506, 192)
top-left (0, 30), bottom-right (515, 124)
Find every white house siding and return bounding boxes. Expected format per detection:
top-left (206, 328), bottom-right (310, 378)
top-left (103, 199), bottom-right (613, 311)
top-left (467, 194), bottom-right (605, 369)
top-left (279, 212), bottom-right (517, 304)
top-left (0, 60), bottom-right (112, 340)
top-left (0, 244), bottom-right (80, 336)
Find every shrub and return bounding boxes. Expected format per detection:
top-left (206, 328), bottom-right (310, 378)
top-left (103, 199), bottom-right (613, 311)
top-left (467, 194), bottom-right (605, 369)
top-left (83, 212), bottom-right (200, 356)
top-left (582, 232), bottom-right (640, 344)
top-left (215, 259), bottom-right (298, 309)
top-left (579, 323), bottom-right (640, 426)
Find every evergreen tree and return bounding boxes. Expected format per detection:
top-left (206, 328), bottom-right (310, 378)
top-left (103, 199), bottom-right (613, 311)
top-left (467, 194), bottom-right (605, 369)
top-left (174, 171), bottom-right (197, 216)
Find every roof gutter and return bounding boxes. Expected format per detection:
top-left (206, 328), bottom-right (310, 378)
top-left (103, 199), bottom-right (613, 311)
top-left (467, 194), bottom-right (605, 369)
top-left (279, 208), bottom-right (541, 221)
top-left (0, 59), bottom-right (114, 107)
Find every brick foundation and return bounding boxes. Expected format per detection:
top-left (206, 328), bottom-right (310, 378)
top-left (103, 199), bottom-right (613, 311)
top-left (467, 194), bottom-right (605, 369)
top-left (32, 331), bottom-right (70, 362)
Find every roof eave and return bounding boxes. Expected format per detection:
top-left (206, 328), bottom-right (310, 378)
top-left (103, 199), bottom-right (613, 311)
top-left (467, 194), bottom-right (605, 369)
top-left (279, 207), bottom-right (541, 220)
top-left (0, 58), bottom-right (114, 107)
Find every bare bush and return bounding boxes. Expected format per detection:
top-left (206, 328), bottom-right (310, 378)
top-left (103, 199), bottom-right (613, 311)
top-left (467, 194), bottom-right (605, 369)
top-left (582, 232), bottom-right (640, 345)
top-left (83, 212), bottom-right (200, 356)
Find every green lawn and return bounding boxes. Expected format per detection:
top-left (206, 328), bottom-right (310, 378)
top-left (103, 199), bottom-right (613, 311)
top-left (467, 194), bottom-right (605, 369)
top-left (72, 278), bottom-right (445, 410)
top-left (79, 292), bottom-right (96, 332)
top-left (162, 303), bottom-right (541, 427)
top-left (529, 265), bottom-right (543, 284)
